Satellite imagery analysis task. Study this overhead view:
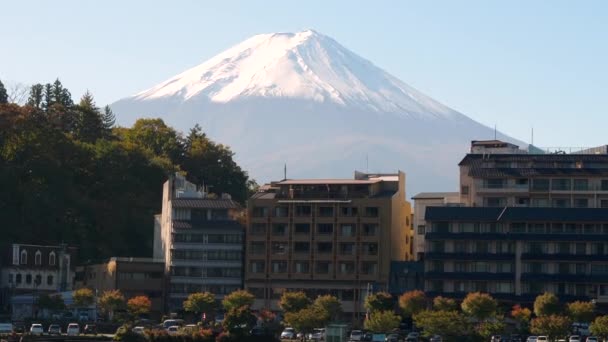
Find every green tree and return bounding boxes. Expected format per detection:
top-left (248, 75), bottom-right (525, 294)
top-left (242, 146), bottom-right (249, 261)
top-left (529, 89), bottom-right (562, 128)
top-left (0, 80), bottom-right (7, 104)
top-left (534, 292), bottom-right (561, 317)
top-left (313, 295), bottom-right (342, 322)
top-left (123, 118), bottom-right (182, 162)
top-left (73, 288), bottom-right (95, 307)
top-left (364, 310), bottom-right (401, 333)
top-left (566, 301), bottom-right (595, 323)
top-left (184, 292), bottom-right (217, 322)
top-left (433, 296), bottom-right (458, 312)
top-left (364, 292), bottom-right (393, 312)
top-left (413, 310), bottom-right (471, 341)
top-left (530, 315), bottom-right (571, 341)
top-left (102, 105), bottom-right (116, 131)
top-left (511, 305), bottom-right (532, 332)
top-left (279, 291), bottom-right (311, 313)
top-left (461, 292), bottom-right (498, 321)
top-left (399, 290), bottom-right (427, 317)
top-left (476, 320), bottom-right (506, 339)
top-left (74, 91), bottom-right (104, 142)
top-left (27, 84), bottom-right (44, 109)
top-left (590, 315), bottom-right (608, 340)
top-left (284, 305), bottom-right (329, 337)
top-left (222, 306), bottom-right (257, 337)
top-left (127, 295), bottom-right (152, 316)
top-left (98, 290), bottom-right (125, 320)
top-left (222, 290), bottom-right (255, 312)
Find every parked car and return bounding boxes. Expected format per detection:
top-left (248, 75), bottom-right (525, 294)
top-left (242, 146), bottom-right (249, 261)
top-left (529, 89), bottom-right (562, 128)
top-left (281, 327), bottom-right (296, 339)
top-left (511, 335), bottom-right (523, 342)
top-left (585, 337), bottom-right (598, 342)
top-left (350, 330), bottom-right (365, 341)
top-left (385, 333), bottom-right (402, 342)
top-left (84, 324), bottom-right (97, 335)
top-left (13, 323), bottom-right (25, 333)
top-left (557, 339), bottom-right (566, 342)
top-left (526, 337), bottom-right (538, 342)
top-left (492, 335), bottom-right (502, 342)
top-left (0, 323), bottom-right (13, 334)
top-left (167, 326), bottom-right (179, 336)
top-left (429, 335), bottom-right (442, 342)
top-left (569, 336), bottom-right (581, 342)
top-left (310, 328), bottom-right (326, 341)
top-left (162, 319), bottom-right (184, 329)
top-left (48, 324), bottom-right (61, 335)
top-left (132, 326), bottom-right (145, 335)
top-left (537, 337), bottom-right (548, 342)
top-left (29, 324), bottom-right (44, 336)
top-left (67, 323), bottom-right (80, 336)
top-left (407, 332), bottom-right (420, 339)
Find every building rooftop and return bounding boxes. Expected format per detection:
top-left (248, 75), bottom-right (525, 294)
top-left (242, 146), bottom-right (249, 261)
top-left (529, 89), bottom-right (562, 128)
top-left (426, 206), bottom-right (608, 222)
top-left (275, 179), bottom-right (381, 185)
top-left (412, 192), bottom-right (459, 200)
top-left (172, 198), bottom-right (241, 209)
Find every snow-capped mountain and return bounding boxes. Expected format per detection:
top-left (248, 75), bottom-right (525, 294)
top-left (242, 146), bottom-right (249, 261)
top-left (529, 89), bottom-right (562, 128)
top-left (112, 29), bottom-right (522, 195)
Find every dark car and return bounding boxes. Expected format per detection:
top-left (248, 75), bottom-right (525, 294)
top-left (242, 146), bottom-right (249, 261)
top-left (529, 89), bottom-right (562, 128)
top-left (48, 324), bottom-right (62, 335)
top-left (84, 324), bottom-right (97, 335)
top-left (13, 323), bottom-right (25, 333)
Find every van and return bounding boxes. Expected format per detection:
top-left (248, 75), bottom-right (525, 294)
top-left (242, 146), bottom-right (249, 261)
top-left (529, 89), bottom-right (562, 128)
top-left (67, 323), bottom-right (80, 336)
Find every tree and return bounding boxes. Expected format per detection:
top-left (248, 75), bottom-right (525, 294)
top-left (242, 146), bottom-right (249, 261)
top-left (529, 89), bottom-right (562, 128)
top-left (364, 292), bottom-right (393, 313)
top-left (313, 295), bottom-right (342, 322)
top-left (530, 315), bottom-right (571, 341)
top-left (511, 305), bottom-right (532, 332)
top-left (566, 301), bottom-right (595, 323)
top-left (102, 105), bottom-right (116, 131)
top-left (413, 310), bottom-right (471, 340)
top-left (284, 306), bottom-right (329, 337)
top-left (461, 292), bottom-right (497, 321)
top-left (73, 288), bottom-right (95, 307)
top-left (184, 292), bottom-right (217, 322)
top-left (222, 305), bottom-right (257, 337)
top-left (37, 294), bottom-right (65, 313)
top-left (75, 91), bottom-right (104, 142)
top-left (98, 290), bottom-right (125, 320)
top-left (399, 290), bottom-right (427, 317)
top-left (279, 291), bottom-right (311, 313)
top-left (27, 84), bottom-right (44, 109)
top-left (433, 296), bottom-right (458, 312)
top-left (534, 293), bottom-right (561, 317)
top-left (590, 315), bottom-right (608, 340)
top-left (258, 309), bottom-right (282, 336)
top-left (476, 320), bottom-right (506, 340)
top-left (127, 296), bottom-right (152, 316)
top-left (0, 80), bottom-right (7, 104)
top-left (222, 290), bottom-right (255, 312)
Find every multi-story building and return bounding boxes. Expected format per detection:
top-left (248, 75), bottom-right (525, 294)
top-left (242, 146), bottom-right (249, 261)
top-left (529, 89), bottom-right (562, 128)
top-left (245, 171), bottom-right (413, 318)
top-left (424, 140), bottom-right (608, 304)
top-left (76, 257), bottom-right (165, 318)
top-left (154, 174), bottom-right (244, 311)
top-left (411, 192), bottom-right (460, 260)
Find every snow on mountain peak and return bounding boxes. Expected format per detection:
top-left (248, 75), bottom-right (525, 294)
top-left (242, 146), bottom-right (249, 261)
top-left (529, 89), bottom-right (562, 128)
top-left (132, 29), bottom-right (457, 117)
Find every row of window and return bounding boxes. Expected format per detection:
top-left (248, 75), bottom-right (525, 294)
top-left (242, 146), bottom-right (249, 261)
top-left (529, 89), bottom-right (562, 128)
top-left (427, 261), bottom-right (514, 273)
top-left (8, 273), bottom-right (54, 286)
top-left (171, 250), bottom-right (241, 261)
top-left (171, 267), bottom-right (241, 278)
top-left (117, 272), bottom-right (163, 280)
top-left (173, 233), bottom-right (242, 244)
top-left (483, 196), bottom-right (606, 208)
top-left (252, 206), bottom-right (379, 218)
top-left (427, 240), bottom-right (607, 255)
top-left (431, 222), bottom-right (608, 235)
top-left (524, 262), bottom-right (608, 275)
top-left (169, 283), bottom-right (240, 295)
top-left (427, 280), bottom-right (514, 294)
top-left (249, 241), bottom-right (378, 256)
top-left (250, 223), bottom-right (378, 237)
top-left (479, 178), bottom-right (608, 191)
top-left (18, 250), bottom-right (57, 266)
top-left (247, 287), bottom-right (357, 301)
top-left (430, 280), bottom-right (608, 297)
top-left (248, 260), bottom-right (377, 275)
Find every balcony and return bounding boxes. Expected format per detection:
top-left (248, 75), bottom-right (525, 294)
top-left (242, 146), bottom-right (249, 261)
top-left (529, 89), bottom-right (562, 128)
top-left (521, 273), bottom-right (608, 282)
top-left (425, 271), bottom-right (514, 281)
top-left (521, 253), bottom-right (608, 261)
top-left (425, 252), bottom-right (515, 261)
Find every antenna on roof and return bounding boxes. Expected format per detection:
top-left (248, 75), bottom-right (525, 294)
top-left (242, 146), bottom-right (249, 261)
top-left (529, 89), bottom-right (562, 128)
top-left (531, 127), bottom-right (534, 146)
top-left (494, 124), bottom-right (497, 140)
top-left (366, 154), bottom-right (369, 173)
top-left (283, 163), bottom-right (287, 180)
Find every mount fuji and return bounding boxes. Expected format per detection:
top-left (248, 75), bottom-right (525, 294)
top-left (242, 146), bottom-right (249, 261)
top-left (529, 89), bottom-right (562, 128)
top-left (111, 29), bottom-right (521, 195)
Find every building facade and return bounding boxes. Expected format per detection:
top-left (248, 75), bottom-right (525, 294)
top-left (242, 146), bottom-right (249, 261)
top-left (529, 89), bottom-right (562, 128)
top-left (245, 171), bottom-right (413, 318)
top-left (154, 174), bottom-right (244, 311)
top-left (411, 192), bottom-right (460, 260)
top-left (76, 257), bottom-right (166, 318)
top-left (424, 141), bottom-right (608, 304)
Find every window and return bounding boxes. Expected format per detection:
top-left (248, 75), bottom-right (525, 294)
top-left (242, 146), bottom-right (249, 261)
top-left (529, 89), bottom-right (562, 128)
top-left (364, 207), bottom-right (379, 217)
top-left (362, 243), bottom-right (378, 255)
top-left (552, 198), bottom-right (569, 208)
top-left (558, 263), bottom-right (570, 274)
top-left (340, 243), bottom-right (355, 255)
top-left (473, 281), bottom-right (488, 292)
top-left (293, 261), bottom-right (309, 273)
top-left (433, 222), bottom-right (450, 233)
top-left (551, 223), bottom-right (564, 234)
top-left (8, 274), bottom-right (13, 284)
top-left (485, 179), bottom-right (505, 189)
top-left (498, 241), bottom-right (514, 253)
top-left (317, 242), bottom-right (333, 253)
top-left (510, 223), bottom-right (526, 233)
top-left (361, 262), bottom-right (377, 275)
top-left (593, 243), bottom-right (605, 255)
top-left (497, 262), bottom-right (513, 273)
top-left (574, 179), bottom-right (589, 191)
top-left (528, 242), bottom-right (545, 254)
top-left (294, 242), bottom-right (310, 253)
top-left (531, 197), bottom-right (550, 207)
top-left (49, 252), bottom-right (56, 266)
top-left (557, 242), bottom-right (570, 254)
top-left (249, 242), bottom-right (265, 255)
top-left (271, 242), bottom-right (287, 255)
top-left (251, 224), bottom-right (266, 235)
top-left (316, 261), bottom-right (332, 274)
top-left (574, 198), bottom-right (589, 208)
top-left (274, 206), bottom-right (289, 217)
top-left (340, 206), bottom-right (358, 217)
top-left (453, 281), bottom-right (466, 292)
top-left (601, 200), bottom-right (608, 208)
top-left (317, 223), bottom-right (333, 235)
top-left (552, 179), bottom-right (571, 191)
top-left (271, 261), bottom-right (287, 273)
top-left (431, 261), bottom-right (444, 272)
top-left (576, 243), bottom-right (586, 255)
top-left (485, 197), bottom-right (505, 207)
top-left (294, 223), bottom-right (310, 235)
top-left (26, 274), bottom-right (32, 284)
top-left (591, 264), bottom-right (608, 275)
top-left (459, 223), bottom-right (480, 233)
top-left (318, 206), bottom-right (334, 217)
top-left (252, 207), bottom-right (268, 217)
top-left (474, 241), bottom-right (489, 254)
top-left (576, 263), bottom-right (586, 275)
top-left (272, 224), bottom-right (288, 236)
top-left (16, 274), bottom-right (22, 284)
top-left (340, 224), bottom-right (355, 237)
top-left (249, 261), bottom-right (265, 273)
top-left (295, 205), bottom-right (311, 216)
top-left (461, 185), bottom-right (469, 195)
top-left (34, 251), bottom-right (41, 265)
top-left (530, 223), bottom-right (545, 234)
top-left (338, 262), bottom-right (355, 274)
top-left (453, 241), bottom-right (468, 253)
top-left (47, 275), bottom-right (54, 286)
top-left (34, 275), bottom-right (42, 286)
top-left (495, 282), bottom-right (513, 293)
top-left (417, 225), bottom-right (425, 235)
top-left (363, 224), bottom-right (377, 236)
top-left (454, 262), bottom-right (467, 272)
top-left (532, 179), bottom-right (550, 191)
top-left (430, 241), bottom-right (445, 253)
top-left (20, 250), bottom-right (27, 265)
top-left (472, 262), bottom-right (489, 272)
top-left (602, 180), bottom-right (608, 191)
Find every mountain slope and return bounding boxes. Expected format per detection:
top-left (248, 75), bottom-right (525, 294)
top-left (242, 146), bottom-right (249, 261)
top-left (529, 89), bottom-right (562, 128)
top-left (112, 29), bottom-right (522, 195)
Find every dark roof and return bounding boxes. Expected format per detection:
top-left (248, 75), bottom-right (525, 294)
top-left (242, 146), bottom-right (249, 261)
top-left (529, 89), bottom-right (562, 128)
top-left (173, 220), bottom-right (243, 229)
top-left (172, 198), bottom-right (241, 209)
top-left (426, 206), bottom-right (608, 222)
top-left (412, 192), bottom-right (459, 200)
top-left (468, 167), bottom-right (608, 178)
top-left (459, 153), bottom-right (608, 166)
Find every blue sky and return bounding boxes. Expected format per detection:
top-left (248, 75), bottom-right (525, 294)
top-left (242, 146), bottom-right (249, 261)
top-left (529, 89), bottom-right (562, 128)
top-left (1, 0), bottom-right (606, 147)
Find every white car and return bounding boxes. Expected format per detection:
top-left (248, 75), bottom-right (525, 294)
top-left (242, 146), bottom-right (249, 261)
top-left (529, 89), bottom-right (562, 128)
top-left (30, 324), bottom-right (44, 336)
top-left (537, 337), bottom-right (548, 342)
top-left (281, 327), bottom-right (296, 339)
top-left (585, 338), bottom-right (598, 342)
top-left (527, 337), bottom-right (538, 342)
top-left (350, 330), bottom-right (364, 341)
top-left (569, 336), bottom-right (581, 342)
top-left (67, 323), bottom-right (80, 336)
top-left (310, 328), bottom-right (325, 341)
top-left (430, 335), bottom-right (443, 342)
top-left (132, 326), bottom-right (145, 335)
top-left (167, 326), bottom-right (179, 336)
top-left (0, 323), bottom-right (13, 334)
